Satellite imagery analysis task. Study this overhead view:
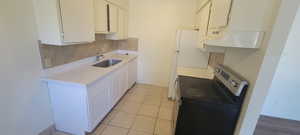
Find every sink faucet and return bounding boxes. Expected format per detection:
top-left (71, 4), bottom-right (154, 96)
top-left (96, 53), bottom-right (104, 61)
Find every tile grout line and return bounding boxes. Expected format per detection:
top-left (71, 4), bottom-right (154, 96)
top-left (153, 88), bottom-right (164, 135)
top-left (97, 84), bottom-right (171, 135)
top-left (100, 87), bottom-right (134, 135)
top-left (126, 85), bottom-right (151, 135)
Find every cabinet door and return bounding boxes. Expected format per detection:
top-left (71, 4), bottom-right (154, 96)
top-left (111, 70), bottom-right (120, 105)
top-left (59, 0), bottom-right (95, 43)
top-left (108, 3), bottom-right (118, 33)
top-left (196, 0), bottom-right (201, 11)
top-left (197, 2), bottom-right (211, 48)
top-left (116, 69), bottom-right (124, 100)
top-left (120, 64), bottom-right (129, 94)
top-left (128, 59), bottom-right (138, 88)
top-left (111, 66), bottom-right (128, 102)
top-left (95, 0), bottom-right (108, 33)
top-left (106, 9), bottom-right (129, 40)
top-left (197, 0), bottom-right (210, 11)
top-left (117, 9), bottom-right (125, 39)
top-left (114, 66), bottom-right (126, 98)
top-left (124, 11), bottom-right (129, 39)
top-left (208, 0), bottom-right (232, 29)
top-left (107, 0), bottom-right (129, 9)
top-left (87, 76), bottom-right (111, 131)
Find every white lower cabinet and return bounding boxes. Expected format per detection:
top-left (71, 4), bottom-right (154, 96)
top-left (110, 64), bottom-right (128, 106)
top-left (47, 58), bottom-right (137, 135)
top-left (87, 75), bottom-right (111, 131)
top-left (128, 58), bottom-right (138, 89)
top-left (111, 70), bottom-right (121, 105)
top-left (121, 63), bottom-right (129, 94)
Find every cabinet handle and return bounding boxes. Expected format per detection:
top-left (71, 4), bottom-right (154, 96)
top-left (212, 31), bottom-right (220, 34)
top-left (107, 4), bottom-right (110, 32)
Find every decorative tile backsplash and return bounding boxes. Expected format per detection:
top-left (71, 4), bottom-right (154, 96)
top-left (113, 38), bottom-right (139, 51)
top-left (39, 35), bottom-right (138, 69)
top-left (208, 53), bottom-right (225, 68)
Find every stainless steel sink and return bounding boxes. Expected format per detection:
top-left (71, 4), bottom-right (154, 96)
top-left (93, 59), bottom-right (122, 68)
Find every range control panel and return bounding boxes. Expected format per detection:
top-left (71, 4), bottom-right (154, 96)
top-left (215, 65), bottom-right (248, 96)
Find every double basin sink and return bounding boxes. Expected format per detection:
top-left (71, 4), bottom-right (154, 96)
top-left (93, 59), bottom-right (122, 68)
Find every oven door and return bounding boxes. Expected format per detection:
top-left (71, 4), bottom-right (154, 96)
top-left (172, 78), bottom-right (181, 134)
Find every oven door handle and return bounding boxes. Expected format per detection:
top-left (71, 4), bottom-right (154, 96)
top-left (174, 77), bottom-right (178, 88)
top-left (174, 78), bottom-right (179, 88)
top-left (174, 78), bottom-right (180, 100)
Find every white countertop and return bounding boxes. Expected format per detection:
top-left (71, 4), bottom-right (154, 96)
top-left (42, 52), bottom-right (138, 86)
top-left (177, 66), bottom-right (214, 79)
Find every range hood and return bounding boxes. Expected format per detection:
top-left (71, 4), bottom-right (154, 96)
top-left (205, 31), bottom-right (265, 48)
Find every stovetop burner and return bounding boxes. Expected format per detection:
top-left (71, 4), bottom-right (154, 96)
top-left (179, 76), bottom-right (230, 104)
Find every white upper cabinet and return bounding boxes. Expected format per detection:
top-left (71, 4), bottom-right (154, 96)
top-left (34, 0), bottom-right (95, 45)
top-left (196, 0), bottom-right (210, 12)
top-left (207, 0), bottom-right (232, 39)
top-left (107, 0), bottom-right (129, 9)
top-left (108, 3), bottom-right (119, 33)
top-left (116, 9), bottom-right (126, 39)
top-left (197, 0), bottom-right (278, 49)
top-left (106, 8), bottom-right (129, 40)
top-left (124, 11), bottom-right (129, 39)
top-left (95, 0), bottom-right (108, 33)
top-left (94, 0), bottom-right (129, 40)
top-left (94, 0), bottom-right (119, 34)
top-left (196, 1), bottom-right (211, 48)
top-left (208, 0), bottom-right (232, 30)
top-left (60, 0), bottom-right (95, 43)
top-left (128, 58), bottom-right (137, 89)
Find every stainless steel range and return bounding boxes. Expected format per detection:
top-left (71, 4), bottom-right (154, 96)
top-left (173, 65), bottom-right (249, 135)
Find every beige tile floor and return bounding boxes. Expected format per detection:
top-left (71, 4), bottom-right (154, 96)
top-left (54, 84), bottom-right (175, 135)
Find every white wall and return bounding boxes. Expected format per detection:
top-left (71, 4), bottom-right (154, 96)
top-left (262, 7), bottom-right (300, 121)
top-left (222, 0), bottom-right (300, 135)
top-left (128, 0), bottom-right (197, 86)
top-left (0, 0), bottom-right (54, 135)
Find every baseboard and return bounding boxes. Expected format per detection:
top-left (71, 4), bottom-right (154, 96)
top-left (39, 125), bottom-right (55, 135)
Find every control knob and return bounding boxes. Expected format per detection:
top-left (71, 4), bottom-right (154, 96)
top-left (230, 80), bottom-right (239, 87)
top-left (215, 68), bottom-right (221, 74)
